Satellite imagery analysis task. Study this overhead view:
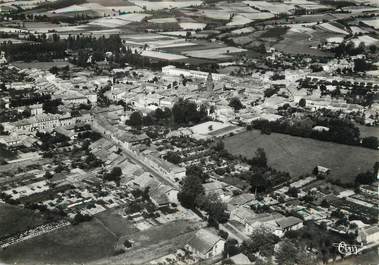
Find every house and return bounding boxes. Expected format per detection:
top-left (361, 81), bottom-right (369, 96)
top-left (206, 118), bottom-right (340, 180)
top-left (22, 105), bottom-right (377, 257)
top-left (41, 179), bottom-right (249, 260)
top-left (203, 181), bottom-right (226, 196)
top-left (185, 228), bottom-right (225, 259)
top-left (0, 135), bottom-right (23, 147)
top-left (316, 165), bottom-right (330, 176)
top-left (230, 208), bottom-right (286, 236)
top-left (275, 216), bottom-right (303, 237)
top-left (162, 65), bottom-right (226, 81)
top-left (227, 193), bottom-right (255, 209)
top-left (149, 184), bottom-right (178, 207)
top-left (55, 127), bottom-right (76, 140)
top-left (145, 154), bottom-right (186, 182)
top-left (357, 226), bottom-right (379, 246)
top-left (359, 184), bottom-right (378, 197)
top-left (3, 113), bottom-right (76, 134)
top-left (229, 253), bottom-right (252, 264)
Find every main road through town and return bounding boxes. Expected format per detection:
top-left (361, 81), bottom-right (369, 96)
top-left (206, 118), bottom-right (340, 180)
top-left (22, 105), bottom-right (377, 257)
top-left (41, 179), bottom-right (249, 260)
top-left (93, 120), bottom-right (179, 189)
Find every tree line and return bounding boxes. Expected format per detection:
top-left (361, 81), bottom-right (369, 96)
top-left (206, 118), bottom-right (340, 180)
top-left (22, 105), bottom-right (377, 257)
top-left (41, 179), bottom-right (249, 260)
top-left (251, 118), bottom-right (378, 149)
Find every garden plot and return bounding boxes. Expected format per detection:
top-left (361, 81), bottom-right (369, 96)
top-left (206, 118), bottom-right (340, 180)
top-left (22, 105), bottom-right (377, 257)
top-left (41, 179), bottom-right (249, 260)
top-left (352, 35), bottom-right (379, 47)
top-left (217, 2), bottom-right (260, 13)
top-left (87, 0), bottom-right (135, 6)
top-left (0, 27), bottom-right (29, 33)
top-left (231, 27), bottom-right (255, 35)
top-left (129, 0), bottom-right (202, 11)
top-left (141, 51), bottom-right (187, 61)
top-left (159, 31), bottom-right (195, 37)
top-left (240, 12), bottom-right (275, 21)
top-left (89, 13), bottom-right (150, 27)
top-left (124, 35), bottom-right (198, 49)
top-left (243, 0), bottom-right (295, 14)
top-left (317, 22), bottom-right (349, 35)
top-left (227, 15), bottom-right (252, 26)
top-left (182, 46), bottom-right (247, 59)
top-left (105, 5), bottom-right (144, 12)
top-left (148, 17), bottom-right (178, 24)
top-left (196, 9), bottom-right (231, 20)
top-left (50, 3), bottom-right (107, 14)
top-left (124, 33), bottom-right (171, 40)
top-left (179, 22), bottom-right (206, 30)
top-left (350, 26), bottom-right (368, 35)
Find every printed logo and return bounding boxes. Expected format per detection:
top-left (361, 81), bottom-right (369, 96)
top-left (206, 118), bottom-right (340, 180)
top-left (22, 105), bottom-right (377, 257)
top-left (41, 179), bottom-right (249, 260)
top-left (333, 241), bottom-right (363, 256)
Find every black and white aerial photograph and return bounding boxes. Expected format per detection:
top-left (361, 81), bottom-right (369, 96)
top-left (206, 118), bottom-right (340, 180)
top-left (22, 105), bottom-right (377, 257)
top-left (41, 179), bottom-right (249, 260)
top-left (0, 0), bottom-right (378, 264)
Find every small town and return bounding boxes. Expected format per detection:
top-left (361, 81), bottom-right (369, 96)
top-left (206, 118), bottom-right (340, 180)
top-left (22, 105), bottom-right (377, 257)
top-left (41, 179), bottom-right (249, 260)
top-left (0, 0), bottom-right (378, 264)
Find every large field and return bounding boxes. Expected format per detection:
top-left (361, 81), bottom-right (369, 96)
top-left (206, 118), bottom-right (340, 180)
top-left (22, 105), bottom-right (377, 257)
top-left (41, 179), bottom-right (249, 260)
top-left (0, 203), bottom-right (47, 238)
top-left (0, 220), bottom-right (117, 264)
top-left (224, 130), bottom-right (378, 184)
top-left (95, 208), bottom-right (139, 237)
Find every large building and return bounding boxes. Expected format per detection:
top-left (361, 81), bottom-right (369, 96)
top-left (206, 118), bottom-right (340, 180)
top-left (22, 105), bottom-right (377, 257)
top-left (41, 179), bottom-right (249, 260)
top-left (162, 65), bottom-right (226, 81)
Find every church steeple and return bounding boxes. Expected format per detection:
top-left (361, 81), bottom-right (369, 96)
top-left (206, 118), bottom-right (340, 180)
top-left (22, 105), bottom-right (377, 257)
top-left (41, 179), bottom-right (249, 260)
top-left (0, 51), bottom-right (7, 65)
top-left (206, 72), bottom-right (214, 92)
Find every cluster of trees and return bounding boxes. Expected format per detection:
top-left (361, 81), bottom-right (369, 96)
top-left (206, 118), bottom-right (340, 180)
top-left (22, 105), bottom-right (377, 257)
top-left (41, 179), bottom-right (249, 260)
top-left (43, 98), bottom-right (63, 114)
top-left (1, 41), bottom-right (67, 62)
top-left (71, 212), bottom-right (93, 225)
top-left (0, 108), bottom-right (31, 123)
top-left (354, 162), bottom-right (379, 186)
top-left (264, 87), bottom-right (280, 98)
top-left (353, 58), bottom-right (376, 73)
top-left (172, 98), bottom-right (209, 125)
top-left (36, 131), bottom-right (70, 151)
top-left (126, 99), bottom-right (209, 128)
top-left (177, 166), bottom-right (228, 227)
top-left (126, 107), bottom-right (173, 128)
top-left (164, 151), bottom-right (181, 165)
top-left (1, 34), bottom-right (123, 63)
top-left (331, 41), bottom-right (372, 57)
top-left (251, 118), bottom-right (378, 149)
top-left (103, 167), bottom-right (122, 186)
top-left (9, 92), bottom-right (50, 108)
top-left (229, 97), bottom-right (244, 111)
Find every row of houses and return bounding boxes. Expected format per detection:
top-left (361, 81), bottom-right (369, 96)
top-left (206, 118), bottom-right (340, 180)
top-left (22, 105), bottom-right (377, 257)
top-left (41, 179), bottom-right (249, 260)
top-left (2, 113), bottom-right (92, 134)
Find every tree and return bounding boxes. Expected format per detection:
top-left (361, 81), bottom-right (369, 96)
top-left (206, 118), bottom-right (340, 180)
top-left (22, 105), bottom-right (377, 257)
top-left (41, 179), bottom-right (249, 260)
top-left (321, 199), bottom-right (330, 208)
top-left (229, 97), bottom-right (244, 111)
top-left (250, 148), bottom-right (267, 168)
top-left (299, 98), bottom-right (306, 107)
top-left (104, 166), bottom-right (122, 185)
top-left (43, 98), bottom-right (62, 114)
top-left (275, 240), bottom-right (298, 265)
top-left (165, 151), bottom-right (181, 164)
top-left (128, 111), bottom-right (143, 127)
top-left (369, 44), bottom-right (377, 53)
top-left (250, 171), bottom-right (269, 193)
top-left (355, 171), bottom-right (375, 185)
top-left (110, 167), bottom-right (122, 178)
top-left (242, 226), bottom-right (279, 257)
top-left (362, 136), bottom-right (379, 149)
top-left (310, 64), bottom-right (323, 72)
top-left (0, 124), bottom-right (5, 135)
top-left (287, 187), bottom-right (299, 198)
top-left (43, 171), bottom-right (53, 179)
top-left (199, 193), bottom-right (229, 227)
top-left (177, 175), bottom-right (204, 209)
top-left (354, 58), bottom-right (371, 72)
top-left (172, 98), bottom-right (207, 125)
top-left (71, 212), bottom-right (92, 225)
top-left (186, 165), bottom-right (209, 182)
top-left (224, 239), bottom-right (240, 258)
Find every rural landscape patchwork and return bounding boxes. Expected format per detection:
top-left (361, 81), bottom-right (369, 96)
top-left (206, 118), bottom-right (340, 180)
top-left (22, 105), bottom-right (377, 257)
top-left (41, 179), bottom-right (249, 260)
top-left (0, 0), bottom-right (378, 264)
